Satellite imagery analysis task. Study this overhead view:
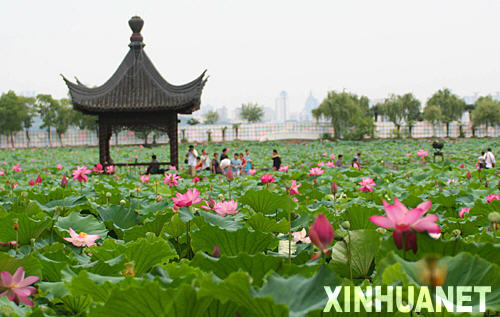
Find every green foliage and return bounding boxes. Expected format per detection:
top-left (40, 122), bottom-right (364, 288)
top-left (425, 88), bottom-right (466, 136)
top-left (312, 90), bottom-right (375, 140)
top-left (380, 93), bottom-right (421, 137)
top-left (240, 102), bottom-right (264, 123)
top-left (472, 96), bottom-right (500, 131)
top-left (204, 110), bottom-right (220, 124)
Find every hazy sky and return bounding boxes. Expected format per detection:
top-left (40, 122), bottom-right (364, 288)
top-left (1, 0), bottom-right (500, 113)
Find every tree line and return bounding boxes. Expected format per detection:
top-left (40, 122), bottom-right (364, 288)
top-left (313, 88), bottom-right (500, 140)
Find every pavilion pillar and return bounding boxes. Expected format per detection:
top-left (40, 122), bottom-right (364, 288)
top-left (168, 114), bottom-right (179, 168)
top-left (98, 118), bottom-right (107, 165)
top-left (104, 125), bottom-right (112, 164)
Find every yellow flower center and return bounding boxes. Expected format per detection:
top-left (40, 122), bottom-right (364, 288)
top-left (79, 232), bottom-right (87, 238)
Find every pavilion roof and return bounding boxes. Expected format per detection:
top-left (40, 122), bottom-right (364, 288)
top-left (62, 16), bottom-right (207, 115)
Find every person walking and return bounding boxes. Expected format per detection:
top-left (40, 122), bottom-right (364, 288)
top-left (485, 148), bottom-right (496, 169)
top-left (212, 153), bottom-right (222, 174)
top-left (231, 153), bottom-right (242, 176)
top-left (272, 149), bottom-right (281, 170)
top-left (186, 145), bottom-right (198, 177)
top-left (245, 149), bottom-right (252, 174)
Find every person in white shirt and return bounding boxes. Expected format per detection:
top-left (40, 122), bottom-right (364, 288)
top-left (485, 148), bottom-right (496, 169)
top-left (186, 145), bottom-right (198, 177)
top-left (201, 149), bottom-right (211, 171)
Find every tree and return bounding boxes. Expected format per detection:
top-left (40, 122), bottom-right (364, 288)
top-left (18, 96), bottom-right (36, 147)
top-left (55, 98), bottom-right (72, 146)
top-left (204, 111), bottom-right (219, 124)
top-left (187, 118), bottom-right (200, 125)
top-left (380, 93), bottom-right (421, 138)
top-left (426, 88), bottom-right (466, 137)
top-left (232, 123), bottom-right (242, 139)
top-left (312, 91), bottom-right (374, 140)
top-left (69, 110), bottom-right (98, 136)
top-left (36, 94), bottom-right (60, 146)
top-left (423, 105), bottom-right (442, 137)
top-left (471, 96), bottom-right (500, 137)
top-left (0, 91), bottom-right (30, 148)
top-left (240, 103), bottom-right (264, 123)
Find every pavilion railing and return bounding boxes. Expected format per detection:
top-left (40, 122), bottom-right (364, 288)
top-left (0, 121), bottom-right (498, 149)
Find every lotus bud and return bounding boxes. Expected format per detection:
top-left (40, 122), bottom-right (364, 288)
top-left (212, 245), bottom-right (221, 258)
top-left (309, 214), bottom-right (334, 253)
top-left (466, 171), bottom-right (471, 179)
top-left (226, 169), bottom-right (234, 182)
top-left (119, 200), bottom-right (126, 205)
top-left (124, 262), bottom-right (135, 277)
top-left (341, 221), bottom-right (350, 230)
top-left (61, 176), bottom-right (68, 188)
top-left (331, 182), bottom-right (338, 194)
top-left (36, 175), bottom-right (42, 184)
top-left (485, 181), bottom-right (489, 188)
top-left (451, 229), bottom-right (461, 237)
top-left (488, 212), bottom-right (500, 223)
top-left (434, 180), bottom-right (438, 187)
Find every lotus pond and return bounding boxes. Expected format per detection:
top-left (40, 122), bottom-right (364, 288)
top-left (0, 138), bottom-right (499, 316)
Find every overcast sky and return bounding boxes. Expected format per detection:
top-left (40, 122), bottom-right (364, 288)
top-left (1, 0), bottom-right (500, 113)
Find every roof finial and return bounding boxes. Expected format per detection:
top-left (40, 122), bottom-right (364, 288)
top-left (129, 16), bottom-right (145, 48)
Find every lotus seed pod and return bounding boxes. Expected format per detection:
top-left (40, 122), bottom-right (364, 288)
top-left (341, 221), bottom-right (350, 230)
top-left (120, 200), bottom-right (126, 205)
top-left (106, 192), bottom-right (112, 198)
top-left (488, 212), bottom-right (500, 223)
top-left (451, 229), bottom-right (461, 237)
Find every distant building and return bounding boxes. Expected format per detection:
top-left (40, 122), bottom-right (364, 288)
top-left (275, 91), bottom-right (288, 122)
top-left (463, 92), bottom-right (480, 105)
top-left (300, 91), bottom-right (319, 121)
top-left (262, 106), bottom-right (275, 122)
top-left (217, 106), bottom-right (229, 123)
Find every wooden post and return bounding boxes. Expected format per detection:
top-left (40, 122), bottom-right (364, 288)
top-left (168, 114), bottom-right (179, 168)
top-left (98, 118), bottom-right (107, 165)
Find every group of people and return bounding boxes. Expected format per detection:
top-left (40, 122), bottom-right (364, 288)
top-left (186, 146), bottom-right (254, 177)
top-left (477, 148), bottom-right (496, 169)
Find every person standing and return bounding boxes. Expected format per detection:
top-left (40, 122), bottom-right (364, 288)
top-left (478, 151), bottom-right (486, 169)
top-left (239, 153), bottom-right (247, 176)
top-left (186, 145), bottom-right (198, 177)
top-left (485, 148), bottom-right (496, 169)
top-left (272, 149), bottom-right (281, 170)
top-left (201, 149), bottom-right (211, 171)
top-left (220, 148), bottom-right (229, 161)
top-left (231, 153), bottom-right (242, 176)
top-left (245, 149), bottom-right (252, 173)
top-left (212, 153), bottom-right (222, 174)
top-left (336, 154), bottom-right (344, 167)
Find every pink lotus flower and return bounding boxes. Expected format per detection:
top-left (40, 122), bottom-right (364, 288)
top-left (416, 149), bottom-right (429, 159)
top-left (157, 195), bottom-right (162, 202)
top-left (317, 162), bottom-right (325, 167)
top-left (169, 166), bottom-right (177, 170)
top-left (330, 154), bottom-right (336, 160)
top-left (28, 179), bottom-right (35, 186)
top-left (0, 267), bottom-right (39, 306)
top-left (309, 214), bottom-right (334, 253)
top-left (171, 188), bottom-right (202, 208)
top-left (105, 165), bottom-right (115, 174)
top-left (308, 167), bottom-right (324, 176)
top-left (2, 161), bottom-right (6, 165)
top-left (140, 174), bottom-right (149, 184)
top-left (63, 227), bottom-right (100, 247)
top-left (1, 241), bottom-right (17, 247)
top-left (406, 153), bottom-right (412, 157)
top-left (0, 170), bottom-right (4, 176)
top-left (359, 177), bottom-right (376, 192)
top-left (460, 163), bottom-right (465, 169)
top-left (12, 164), bottom-right (21, 172)
top-left (279, 165), bottom-right (289, 172)
top-left (322, 153), bottom-right (328, 157)
top-left (300, 164), bottom-right (304, 169)
top-left (292, 228), bottom-right (311, 244)
top-left (486, 194), bottom-right (500, 203)
top-left (466, 171), bottom-right (472, 179)
top-left (459, 208), bottom-right (470, 219)
top-left (288, 180), bottom-right (301, 195)
top-left (326, 161), bottom-right (335, 168)
top-left (260, 174), bottom-right (275, 183)
top-left (61, 176), bottom-right (68, 188)
top-left (193, 176), bottom-right (200, 183)
top-left (248, 169), bottom-right (257, 176)
top-left (92, 163), bottom-right (103, 173)
top-left (214, 200), bottom-right (238, 217)
top-left (56, 164), bottom-right (63, 170)
top-left (369, 198), bottom-right (440, 253)
top-left (163, 173), bottom-right (181, 187)
top-left (201, 198), bottom-right (216, 211)
top-left (447, 179), bottom-right (457, 185)
top-left (226, 169), bottom-right (234, 182)
top-left (72, 166), bottom-right (91, 182)
top-left (35, 175), bottom-right (42, 184)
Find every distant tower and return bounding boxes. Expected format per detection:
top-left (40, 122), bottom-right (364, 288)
top-left (275, 91), bottom-right (288, 122)
top-left (302, 91), bottom-right (319, 121)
